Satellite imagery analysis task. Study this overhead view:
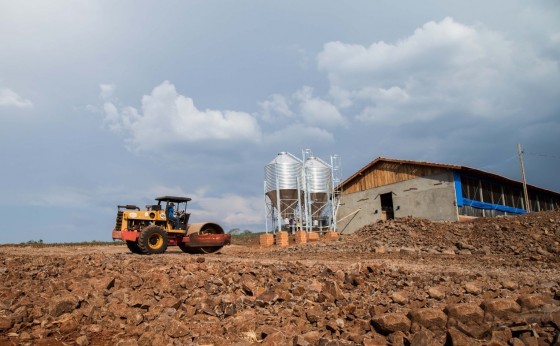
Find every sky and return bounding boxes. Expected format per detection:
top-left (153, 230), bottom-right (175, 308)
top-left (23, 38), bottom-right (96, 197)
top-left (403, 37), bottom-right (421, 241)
top-left (1, 1), bottom-right (559, 243)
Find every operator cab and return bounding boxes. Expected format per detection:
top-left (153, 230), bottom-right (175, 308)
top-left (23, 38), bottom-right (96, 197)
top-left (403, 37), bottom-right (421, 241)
top-left (155, 196), bottom-right (192, 231)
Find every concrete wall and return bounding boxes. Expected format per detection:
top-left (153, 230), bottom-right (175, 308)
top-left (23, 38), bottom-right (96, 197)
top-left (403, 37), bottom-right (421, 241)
top-left (336, 171), bottom-right (458, 234)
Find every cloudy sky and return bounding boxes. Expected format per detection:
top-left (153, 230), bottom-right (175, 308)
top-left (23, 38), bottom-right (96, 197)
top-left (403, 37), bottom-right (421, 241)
top-left (1, 1), bottom-right (559, 243)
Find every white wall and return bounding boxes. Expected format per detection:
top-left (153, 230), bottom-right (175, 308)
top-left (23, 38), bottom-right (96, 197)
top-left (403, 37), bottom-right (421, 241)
top-left (337, 171), bottom-right (458, 234)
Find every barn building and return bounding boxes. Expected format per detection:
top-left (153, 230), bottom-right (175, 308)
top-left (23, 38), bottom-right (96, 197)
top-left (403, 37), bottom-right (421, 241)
top-left (336, 157), bottom-right (560, 234)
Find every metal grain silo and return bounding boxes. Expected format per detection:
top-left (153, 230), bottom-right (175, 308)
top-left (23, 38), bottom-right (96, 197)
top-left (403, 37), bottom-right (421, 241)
top-left (304, 157), bottom-right (332, 217)
top-left (265, 152), bottom-right (303, 218)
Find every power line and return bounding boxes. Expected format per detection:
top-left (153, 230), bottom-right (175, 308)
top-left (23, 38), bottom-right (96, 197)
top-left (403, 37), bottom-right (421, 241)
top-left (478, 154), bottom-right (517, 170)
top-left (524, 152), bottom-right (560, 160)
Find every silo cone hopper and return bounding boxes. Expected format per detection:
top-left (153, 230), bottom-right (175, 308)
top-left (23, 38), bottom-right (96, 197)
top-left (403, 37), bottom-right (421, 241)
top-left (265, 190), bottom-right (300, 218)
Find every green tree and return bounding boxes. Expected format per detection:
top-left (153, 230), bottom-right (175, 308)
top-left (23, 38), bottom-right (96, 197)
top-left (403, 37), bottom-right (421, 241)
top-left (228, 228), bottom-right (241, 235)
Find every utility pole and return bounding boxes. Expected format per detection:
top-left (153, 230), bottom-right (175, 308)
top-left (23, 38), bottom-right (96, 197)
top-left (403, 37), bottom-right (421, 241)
top-left (518, 143), bottom-right (531, 213)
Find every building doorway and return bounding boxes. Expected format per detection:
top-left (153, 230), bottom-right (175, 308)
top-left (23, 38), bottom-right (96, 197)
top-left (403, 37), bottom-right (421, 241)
top-left (380, 192), bottom-right (394, 220)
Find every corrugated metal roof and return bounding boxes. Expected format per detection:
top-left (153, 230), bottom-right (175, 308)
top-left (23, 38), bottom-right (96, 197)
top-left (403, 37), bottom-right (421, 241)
top-left (338, 157), bottom-right (560, 196)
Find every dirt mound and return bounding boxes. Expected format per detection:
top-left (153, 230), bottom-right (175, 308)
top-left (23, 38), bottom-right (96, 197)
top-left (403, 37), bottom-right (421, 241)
top-left (345, 210), bottom-right (560, 260)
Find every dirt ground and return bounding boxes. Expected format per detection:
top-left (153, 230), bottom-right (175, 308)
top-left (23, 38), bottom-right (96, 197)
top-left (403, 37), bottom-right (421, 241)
top-left (0, 211), bottom-right (559, 345)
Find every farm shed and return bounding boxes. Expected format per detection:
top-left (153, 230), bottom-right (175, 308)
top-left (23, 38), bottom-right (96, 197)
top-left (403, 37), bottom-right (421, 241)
top-left (336, 157), bottom-right (560, 234)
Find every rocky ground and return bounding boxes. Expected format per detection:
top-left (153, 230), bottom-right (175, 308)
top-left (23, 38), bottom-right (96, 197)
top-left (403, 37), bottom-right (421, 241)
top-left (0, 211), bottom-right (559, 345)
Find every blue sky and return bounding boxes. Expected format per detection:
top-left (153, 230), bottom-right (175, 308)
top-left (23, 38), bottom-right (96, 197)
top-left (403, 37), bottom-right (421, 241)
top-left (1, 1), bottom-right (559, 243)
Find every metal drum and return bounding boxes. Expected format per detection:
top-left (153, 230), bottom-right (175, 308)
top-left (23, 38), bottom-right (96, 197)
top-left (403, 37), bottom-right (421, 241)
top-left (304, 157), bottom-right (332, 216)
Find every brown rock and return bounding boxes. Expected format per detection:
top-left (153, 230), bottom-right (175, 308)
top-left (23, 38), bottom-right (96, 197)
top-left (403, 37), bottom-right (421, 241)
top-left (427, 287), bottom-right (445, 300)
top-left (445, 304), bottom-right (484, 324)
top-left (353, 318), bottom-right (372, 332)
top-left (441, 248), bottom-right (456, 255)
top-left (115, 338), bottom-right (138, 346)
top-left (0, 316), bottom-right (14, 332)
top-left (318, 292), bottom-right (335, 303)
top-left (293, 335), bottom-right (310, 346)
top-left (128, 311), bottom-right (144, 326)
top-left (501, 279), bottom-right (518, 291)
top-left (92, 277), bottom-right (116, 291)
top-left (552, 310), bottom-right (560, 328)
top-left (165, 319), bottom-right (189, 338)
top-left (230, 310), bottom-right (257, 333)
top-left (509, 338), bottom-right (525, 346)
top-left (454, 321), bottom-right (492, 339)
top-left (19, 331), bottom-right (32, 341)
top-left (326, 319), bottom-right (340, 333)
top-left (447, 327), bottom-right (479, 346)
top-left (76, 335), bottom-right (89, 346)
top-left (518, 331), bottom-right (538, 346)
top-left (256, 290), bottom-right (279, 307)
top-left (127, 292), bottom-right (155, 309)
top-left (275, 289), bottom-right (292, 302)
top-left (482, 298), bottom-right (521, 320)
top-left (371, 313), bottom-right (411, 334)
top-left (323, 279), bottom-right (344, 300)
top-left (410, 329), bottom-right (437, 346)
top-left (156, 297), bottom-right (181, 310)
top-left (306, 305), bottom-right (325, 324)
top-left (86, 324), bottom-right (103, 333)
top-left (491, 329), bottom-right (512, 344)
top-left (306, 279), bottom-right (323, 293)
top-left (49, 296), bottom-right (79, 317)
top-left (59, 319), bottom-right (78, 333)
top-left (516, 294), bottom-right (556, 311)
top-left (400, 247), bottom-right (416, 255)
top-left (391, 292), bottom-right (409, 305)
top-left (387, 331), bottom-right (406, 346)
top-left (362, 334), bottom-right (388, 346)
top-left (241, 279), bottom-right (258, 296)
top-left (407, 308), bottom-right (447, 332)
top-left (262, 331), bottom-right (288, 346)
top-left (110, 302), bottom-right (131, 319)
top-left (456, 242), bottom-right (475, 251)
top-left (301, 330), bottom-right (323, 344)
top-left (465, 281), bottom-right (482, 295)
top-left (138, 331), bottom-right (170, 346)
top-left (291, 285), bottom-right (306, 297)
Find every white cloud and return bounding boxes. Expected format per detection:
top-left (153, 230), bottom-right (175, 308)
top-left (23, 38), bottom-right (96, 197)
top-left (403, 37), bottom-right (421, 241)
top-left (265, 123), bottom-right (334, 147)
top-left (119, 186), bottom-right (263, 229)
top-left (102, 81), bottom-right (262, 151)
top-left (193, 194), bottom-right (263, 226)
top-left (258, 86), bottom-right (346, 128)
top-left (318, 17), bottom-right (560, 124)
top-left (294, 86), bottom-right (346, 127)
top-left (0, 88), bottom-right (33, 108)
top-left (357, 86), bottom-right (410, 102)
top-left (258, 94), bottom-right (293, 121)
top-left (99, 83), bottom-right (116, 100)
